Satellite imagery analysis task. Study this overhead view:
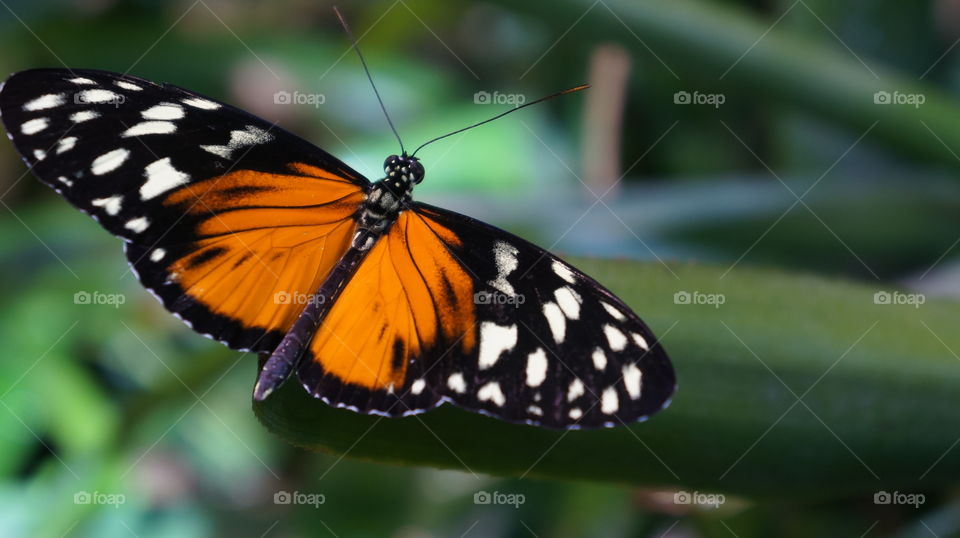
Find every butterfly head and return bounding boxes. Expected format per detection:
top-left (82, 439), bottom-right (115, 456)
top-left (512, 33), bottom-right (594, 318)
top-left (383, 153), bottom-right (425, 191)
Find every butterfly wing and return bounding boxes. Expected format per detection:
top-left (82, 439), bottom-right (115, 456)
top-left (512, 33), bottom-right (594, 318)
top-left (294, 209), bottom-right (477, 415)
top-left (0, 68), bottom-right (369, 351)
top-left (296, 202), bottom-right (675, 429)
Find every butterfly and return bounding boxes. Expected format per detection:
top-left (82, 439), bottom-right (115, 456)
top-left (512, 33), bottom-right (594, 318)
top-left (0, 67), bottom-right (675, 429)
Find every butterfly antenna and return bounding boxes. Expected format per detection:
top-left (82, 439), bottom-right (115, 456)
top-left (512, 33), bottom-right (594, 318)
top-left (333, 6), bottom-right (406, 154)
top-left (411, 84), bottom-right (589, 157)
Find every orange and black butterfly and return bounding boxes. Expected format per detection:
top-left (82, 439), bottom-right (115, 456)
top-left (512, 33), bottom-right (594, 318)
top-left (0, 66), bottom-right (675, 429)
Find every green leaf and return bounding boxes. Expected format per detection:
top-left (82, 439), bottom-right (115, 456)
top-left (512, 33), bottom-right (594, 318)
top-left (254, 258), bottom-right (960, 498)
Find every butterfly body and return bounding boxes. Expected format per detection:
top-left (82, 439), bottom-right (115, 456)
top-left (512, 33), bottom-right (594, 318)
top-left (1, 68), bottom-right (676, 429)
top-left (353, 154), bottom-right (423, 250)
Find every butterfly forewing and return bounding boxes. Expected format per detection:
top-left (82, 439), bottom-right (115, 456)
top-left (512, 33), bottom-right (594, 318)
top-left (0, 68), bottom-right (370, 351)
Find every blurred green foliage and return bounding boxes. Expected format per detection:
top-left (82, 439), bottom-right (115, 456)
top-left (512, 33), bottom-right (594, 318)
top-left (2, 0), bottom-right (960, 536)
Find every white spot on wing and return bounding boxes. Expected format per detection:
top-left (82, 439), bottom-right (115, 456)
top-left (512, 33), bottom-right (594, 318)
top-left (477, 322), bottom-right (517, 369)
top-left (525, 348), bottom-right (548, 387)
top-left (604, 324), bottom-right (627, 351)
top-left (631, 332), bottom-right (649, 350)
top-left (32, 149), bottom-right (46, 161)
top-left (56, 136), bottom-right (77, 154)
top-left (488, 241), bottom-right (519, 296)
top-left (602, 302), bottom-right (626, 321)
top-left (115, 80), bottom-right (142, 91)
top-left (21, 117), bottom-right (48, 135)
top-left (78, 89), bottom-right (121, 104)
top-left (592, 347), bottom-right (607, 370)
top-left (70, 110), bottom-right (99, 123)
top-left (447, 372), bottom-right (466, 393)
top-left (200, 145), bottom-right (231, 159)
top-left (142, 103), bottom-right (185, 120)
top-left (542, 302), bottom-right (566, 344)
top-left (567, 378), bottom-right (584, 402)
top-left (91, 195), bottom-right (123, 215)
top-left (68, 77), bottom-right (96, 85)
top-left (527, 405), bottom-right (543, 416)
top-left (57, 176), bottom-right (73, 187)
top-left (477, 381), bottom-right (506, 406)
top-left (410, 378), bottom-right (426, 395)
top-left (23, 93), bottom-right (65, 111)
top-left (623, 363), bottom-right (642, 399)
top-left (124, 216), bottom-right (150, 233)
top-left (554, 287), bottom-right (581, 319)
top-left (601, 387), bottom-right (619, 414)
top-left (200, 125), bottom-right (273, 160)
top-left (182, 97), bottom-right (220, 109)
top-left (122, 121), bottom-right (176, 137)
top-left (91, 148), bottom-right (130, 175)
top-left (150, 248), bottom-right (166, 262)
top-left (552, 260), bottom-right (576, 283)
top-left (141, 157), bottom-right (190, 200)
top-left (569, 408), bottom-right (583, 420)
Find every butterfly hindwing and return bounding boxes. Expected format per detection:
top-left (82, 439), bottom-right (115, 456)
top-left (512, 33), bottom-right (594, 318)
top-left (0, 68), bottom-right (370, 352)
top-left (296, 209), bottom-right (477, 416)
top-left (295, 202), bottom-right (675, 429)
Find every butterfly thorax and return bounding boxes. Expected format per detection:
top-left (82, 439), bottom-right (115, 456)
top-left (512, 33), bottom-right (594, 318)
top-left (352, 153), bottom-right (424, 250)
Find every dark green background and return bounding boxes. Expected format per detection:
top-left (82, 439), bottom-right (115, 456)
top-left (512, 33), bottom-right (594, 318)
top-left (1, 0), bottom-right (959, 536)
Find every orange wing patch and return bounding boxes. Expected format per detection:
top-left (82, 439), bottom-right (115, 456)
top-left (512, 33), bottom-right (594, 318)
top-left (307, 211), bottom-right (476, 390)
top-left (162, 163), bottom-right (364, 333)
